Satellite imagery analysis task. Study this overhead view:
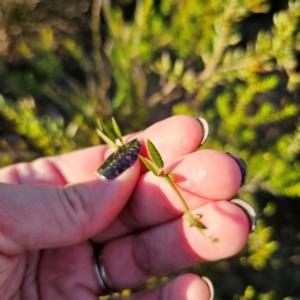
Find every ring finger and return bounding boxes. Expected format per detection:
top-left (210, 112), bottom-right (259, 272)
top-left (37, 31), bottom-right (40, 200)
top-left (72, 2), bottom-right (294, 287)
top-left (96, 200), bottom-right (250, 292)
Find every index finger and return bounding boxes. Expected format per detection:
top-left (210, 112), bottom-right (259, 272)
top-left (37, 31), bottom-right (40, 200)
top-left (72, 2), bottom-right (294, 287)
top-left (0, 115), bottom-right (207, 185)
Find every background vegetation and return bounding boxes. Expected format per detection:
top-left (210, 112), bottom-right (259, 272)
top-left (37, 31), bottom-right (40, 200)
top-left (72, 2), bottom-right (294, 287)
top-left (0, 0), bottom-right (300, 298)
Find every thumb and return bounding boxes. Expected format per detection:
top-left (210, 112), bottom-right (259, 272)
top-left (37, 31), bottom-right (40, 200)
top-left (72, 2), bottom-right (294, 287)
top-left (0, 140), bottom-right (141, 255)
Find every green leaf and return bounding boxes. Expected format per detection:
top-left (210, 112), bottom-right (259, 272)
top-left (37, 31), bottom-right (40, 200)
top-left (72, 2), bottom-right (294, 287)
top-left (96, 118), bottom-right (102, 130)
top-left (96, 129), bottom-right (119, 151)
top-left (139, 155), bottom-right (163, 176)
top-left (99, 120), bottom-right (118, 142)
top-left (182, 211), bottom-right (218, 243)
top-left (146, 139), bottom-right (164, 168)
top-left (111, 117), bottom-right (123, 143)
top-left (183, 210), bottom-right (206, 229)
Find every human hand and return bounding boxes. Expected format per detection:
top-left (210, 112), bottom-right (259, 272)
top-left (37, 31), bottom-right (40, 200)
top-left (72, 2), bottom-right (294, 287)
top-left (0, 115), bottom-right (255, 300)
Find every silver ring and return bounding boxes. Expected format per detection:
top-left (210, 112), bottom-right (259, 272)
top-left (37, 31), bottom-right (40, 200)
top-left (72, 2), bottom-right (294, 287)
top-left (94, 245), bottom-right (118, 294)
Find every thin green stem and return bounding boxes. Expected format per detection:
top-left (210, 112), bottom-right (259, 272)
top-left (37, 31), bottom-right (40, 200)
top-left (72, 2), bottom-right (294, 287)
top-left (163, 172), bottom-right (216, 242)
top-left (91, 0), bottom-right (103, 72)
top-left (215, 54), bottom-right (271, 74)
top-left (198, 0), bottom-right (238, 82)
top-left (163, 174), bottom-right (190, 212)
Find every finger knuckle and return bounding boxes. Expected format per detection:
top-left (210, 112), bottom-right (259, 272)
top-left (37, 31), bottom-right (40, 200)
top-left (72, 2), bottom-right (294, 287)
top-left (58, 184), bottom-right (91, 242)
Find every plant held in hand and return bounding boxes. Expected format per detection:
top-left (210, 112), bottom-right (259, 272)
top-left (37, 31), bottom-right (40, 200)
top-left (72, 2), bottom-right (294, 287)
top-left (96, 118), bottom-right (218, 242)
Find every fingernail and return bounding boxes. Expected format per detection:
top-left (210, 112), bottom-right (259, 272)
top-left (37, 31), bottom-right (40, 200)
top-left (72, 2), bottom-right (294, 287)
top-left (201, 277), bottom-right (214, 300)
top-left (226, 152), bottom-right (248, 186)
top-left (97, 139), bottom-right (141, 179)
top-left (197, 117), bottom-right (209, 146)
top-left (230, 198), bottom-right (257, 233)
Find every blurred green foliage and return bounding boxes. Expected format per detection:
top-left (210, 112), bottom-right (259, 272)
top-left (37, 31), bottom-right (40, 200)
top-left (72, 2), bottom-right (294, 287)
top-left (1, 0), bottom-right (300, 298)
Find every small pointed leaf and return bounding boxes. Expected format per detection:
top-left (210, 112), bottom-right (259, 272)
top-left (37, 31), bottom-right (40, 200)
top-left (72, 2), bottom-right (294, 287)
top-left (96, 118), bottom-right (102, 131)
top-left (111, 117), bottom-right (123, 143)
top-left (182, 211), bottom-right (217, 242)
top-left (99, 120), bottom-right (118, 142)
top-left (96, 129), bottom-right (119, 151)
top-left (147, 139), bottom-right (164, 168)
top-left (183, 211), bottom-right (206, 229)
top-left (139, 155), bottom-right (163, 177)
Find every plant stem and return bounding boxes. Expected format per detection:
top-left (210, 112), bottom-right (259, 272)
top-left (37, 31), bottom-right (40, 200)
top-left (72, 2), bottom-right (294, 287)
top-left (198, 0), bottom-right (238, 82)
top-left (163, 174), bottom-right (190, 212)
top-left (91, 0), bottom-right (103, 73)
top-left (163, 173), bottom-right (213, 240)
top-left (215, 54), bottom-right (271, 74)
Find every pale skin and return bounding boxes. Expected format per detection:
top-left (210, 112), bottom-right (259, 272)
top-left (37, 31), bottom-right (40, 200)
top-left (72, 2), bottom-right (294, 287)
top-left (0, 115), bottom-right (250, 300)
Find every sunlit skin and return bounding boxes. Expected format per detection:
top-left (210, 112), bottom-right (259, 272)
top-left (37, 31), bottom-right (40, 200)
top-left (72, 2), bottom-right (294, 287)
top-left (0, 115), bottom-right (250, 300)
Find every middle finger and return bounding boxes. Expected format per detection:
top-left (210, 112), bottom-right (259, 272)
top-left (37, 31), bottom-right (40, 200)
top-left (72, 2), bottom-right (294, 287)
top-left (93, 149), bottom-right (245, 242)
